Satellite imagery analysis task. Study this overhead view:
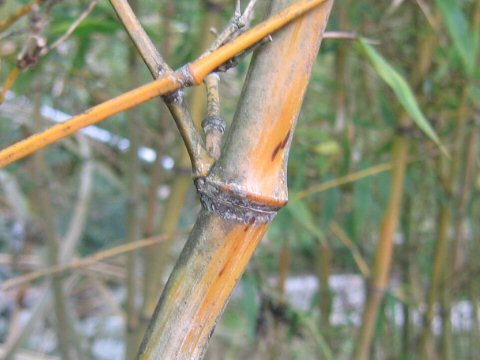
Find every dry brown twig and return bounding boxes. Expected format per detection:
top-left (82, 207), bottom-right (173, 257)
top-left (44, 0), bottom-right (98, 55)
top-left (1, 228), bottom-right (191, 291)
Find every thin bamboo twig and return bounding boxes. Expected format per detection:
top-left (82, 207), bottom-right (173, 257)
top-left (45, 0), bottom-right (98, 54)
top-left (297, 139), bottom-right (456, 200)
top-left (1, 229), bottom-right (191, 290)
top-left (203, 73), bottom-right (225, 159)
top-left (109, 0), bottom-right (213, 177)
top-left (108, 0), bottom-right (169, 76)
top-left (139, 1), bottom-right (182, 322)
top-left (202, 0), bottom-right (259, 56)
top-left (330, 221), bottom-right (370, 277)
top-left (0, 0), bottom-right (328, 170)
top-left (296, 162), bottom-right (393, 199)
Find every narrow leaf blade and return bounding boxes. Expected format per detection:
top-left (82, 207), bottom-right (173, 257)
top-left (358, 38), bottom-right (448, 156)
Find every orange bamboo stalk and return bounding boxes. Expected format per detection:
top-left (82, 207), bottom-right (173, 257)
top-left (0, 0), bottom-right (327, 169)
top-left (137, 0), bottom-right (333, 358)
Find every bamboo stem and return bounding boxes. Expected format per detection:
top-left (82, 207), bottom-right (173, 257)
top-left (203, 73), bottom-right (225, 159)
top-left (125, 22), bottom-right (143, 358)
top-left (353, 135), bottom-right (409, 360)
top-left (2, 231), bottom-right (189, 291)
top-left (137, 1), bottom-right (333, 358)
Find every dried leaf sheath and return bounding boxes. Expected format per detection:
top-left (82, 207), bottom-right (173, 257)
top-left (137, 0), bottom-right (333, 359)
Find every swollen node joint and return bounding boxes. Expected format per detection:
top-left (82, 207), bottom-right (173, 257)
top-left (202, 116), bottom-right (225, 134)
top-left (162, 89), bottom-right (184, 105)
top-left (194, 177), bottom-right (284, 224)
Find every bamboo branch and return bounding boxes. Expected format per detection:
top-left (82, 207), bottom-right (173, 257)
top-left (108, 0), bottom-right (212, 177)
top-left (330, 221), bottom-right (370, 277)
top-left (1, 229), bottom-right (191, 291)
top-left (0, 0), bottom-right (328, 170)
top-left (202, 0), bottom-right (259, 56)
top-left (202, 73), bottom-right (225, 159)
top-left (45, 0), bottom-right (98, 54)
top-left (108, 0), bottom-right (169, 76)
top-left (296, 162), bottom-right (393, 199)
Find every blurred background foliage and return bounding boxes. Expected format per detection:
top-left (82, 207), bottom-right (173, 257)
top-left (0, 0), bottom-right (479, 359)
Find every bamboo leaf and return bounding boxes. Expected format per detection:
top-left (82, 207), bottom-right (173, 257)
top-left (49, 18), bottom-right (122, 37)
top-left (434, 0), bottom-right (476, 75)
top-left (358, 38), bottom-right (448, 156)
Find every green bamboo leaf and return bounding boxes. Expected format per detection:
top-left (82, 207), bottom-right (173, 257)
top-left (49, 18), bottom-right (122, 37)
top-left (358, 38), bottom-right (448, 156)
top-left (434, 0), bottom-right (476, 75)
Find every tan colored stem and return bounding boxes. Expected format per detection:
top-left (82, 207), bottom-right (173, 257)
top-left (203, 73), bottom-right (224, 159)
top-left (297, 162), bottom-right (393, 199)
top-left (142, 0), bottom-right (222, 319)
top-left (353, 17), bottom-right (438, 358)
top-left (137, 1), bottom-right (333, 358)
top-left (109, 0), bottom-right (169, 76)
top-left (330, 221), bottom-right (370, 277)
top-left (2, 231), bottom-right (189, 291)
top-left (353, 135), bottom-right (408, 360)
top-left (125, 25), bottom-right (143, 358)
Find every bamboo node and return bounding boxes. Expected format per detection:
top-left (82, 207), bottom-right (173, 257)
top-left (194, 177), bottom-right (285, 224)
top-left (177, 64), bottom-right (196, 86)
top-left (202, 116), bottom-right (225, 134)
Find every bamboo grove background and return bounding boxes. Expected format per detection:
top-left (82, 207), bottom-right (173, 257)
top-left (0, 0), bottom-right (479, 359)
